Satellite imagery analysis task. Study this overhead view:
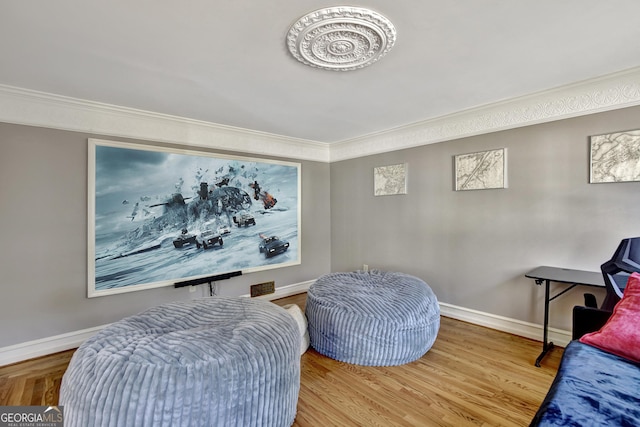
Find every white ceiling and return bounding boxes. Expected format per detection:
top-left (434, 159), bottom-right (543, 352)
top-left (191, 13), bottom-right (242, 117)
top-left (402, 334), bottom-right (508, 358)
top-left (2, 1), bottom-right (640, 144)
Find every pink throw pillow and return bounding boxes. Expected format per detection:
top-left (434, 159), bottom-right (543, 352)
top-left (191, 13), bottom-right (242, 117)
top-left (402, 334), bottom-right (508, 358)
top-left (580, 272), bottom-right (640, 363)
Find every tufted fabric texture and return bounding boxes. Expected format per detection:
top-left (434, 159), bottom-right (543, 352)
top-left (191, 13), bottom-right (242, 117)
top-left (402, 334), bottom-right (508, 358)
top-left (60, 297), bottom-right (301, 427)
top-left (306, 270), bottom-right (440, 366)
top-left (530, 340), bottom-right (640, 426)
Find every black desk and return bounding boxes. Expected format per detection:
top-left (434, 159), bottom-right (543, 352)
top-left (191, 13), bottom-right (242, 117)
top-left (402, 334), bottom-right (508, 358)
top-left (525, 266), bottom-right (605, 367)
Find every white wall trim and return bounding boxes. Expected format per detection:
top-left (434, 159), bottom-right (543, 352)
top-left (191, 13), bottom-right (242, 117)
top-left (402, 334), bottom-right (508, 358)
top-left (330, 66), bottom-right (640, 161)
top-left (0, 84), bottom-right (330, 163)
top-left (0, 280), bottom-right (315, 367)
top-left (439, 302), bottom-right (572, 348)
top-left (2, 67), bottom-right (640, 164)
top-left (0, 324), bottom-right (109, 367)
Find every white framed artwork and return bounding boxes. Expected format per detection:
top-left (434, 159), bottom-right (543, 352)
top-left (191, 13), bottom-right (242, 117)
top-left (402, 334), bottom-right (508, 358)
top-left (88, 138), bottom-right (301, 297)
top-left (454, 148), bottom-right (507, 191)
top-left (590, 130), bottom-right (640, 183)
top-left (374, 163), bottom-right (408, 196)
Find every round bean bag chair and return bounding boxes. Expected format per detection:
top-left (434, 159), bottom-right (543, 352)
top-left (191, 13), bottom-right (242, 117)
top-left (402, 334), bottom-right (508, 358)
top-left (306, 270), bottom-right (440, 366)
top-left (60, 297), bottom-right (301, 427)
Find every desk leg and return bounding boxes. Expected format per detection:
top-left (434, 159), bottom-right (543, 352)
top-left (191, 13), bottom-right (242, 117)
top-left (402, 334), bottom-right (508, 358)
top-left (535, 278), bottom-right (554, 367)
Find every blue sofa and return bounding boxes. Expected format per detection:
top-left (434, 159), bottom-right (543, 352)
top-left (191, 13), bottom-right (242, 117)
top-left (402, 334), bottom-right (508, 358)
top-left (532, 242), bottom-right (640, 426)
top-left (530, 340), bottom-right (640, 426)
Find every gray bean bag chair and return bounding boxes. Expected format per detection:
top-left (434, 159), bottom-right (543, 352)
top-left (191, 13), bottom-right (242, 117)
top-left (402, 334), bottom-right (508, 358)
top-left (60, 297), bottom-right (300, 427)
top-left (306, 270), bottom-right (440, 366)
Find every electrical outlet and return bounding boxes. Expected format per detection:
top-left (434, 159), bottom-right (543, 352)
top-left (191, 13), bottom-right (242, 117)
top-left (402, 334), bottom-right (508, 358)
top-left (251, 281), bottom-right (275, 297)
top-left (363, 264), bottom-right (369, 272)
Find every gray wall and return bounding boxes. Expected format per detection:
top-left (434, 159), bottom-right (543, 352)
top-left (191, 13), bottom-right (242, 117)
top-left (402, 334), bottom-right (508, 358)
top-left (330, 106), bottom-right (640, 331)
top-left (0, 123), bottom-right (331, 347)
top-left (2, 105), bottom-right (639, 348)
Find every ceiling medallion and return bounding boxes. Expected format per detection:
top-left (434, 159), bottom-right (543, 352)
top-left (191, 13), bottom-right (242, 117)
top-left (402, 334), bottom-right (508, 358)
top-left (287, 6), bottom-right (397, 71)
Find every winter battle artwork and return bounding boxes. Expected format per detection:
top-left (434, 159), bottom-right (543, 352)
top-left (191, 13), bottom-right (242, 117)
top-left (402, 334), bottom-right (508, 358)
top-left (88, 139), bottom-right (300, 297)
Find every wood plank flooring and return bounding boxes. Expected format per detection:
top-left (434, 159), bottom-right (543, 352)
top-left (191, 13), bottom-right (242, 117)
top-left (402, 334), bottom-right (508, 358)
top-left (0, 293), bottom-right (562, 426)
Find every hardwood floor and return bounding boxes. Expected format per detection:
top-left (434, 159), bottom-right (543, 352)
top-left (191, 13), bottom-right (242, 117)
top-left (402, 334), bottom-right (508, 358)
top-left (0, 347), bottom-right (74, 406)
top-left (0, 293), bottom-right (562, 426)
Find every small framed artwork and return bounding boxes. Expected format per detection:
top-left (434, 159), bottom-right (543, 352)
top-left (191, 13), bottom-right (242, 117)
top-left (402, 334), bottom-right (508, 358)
top-left (454, 148), bottom-right (507, 191)
top-left (374, 163), bottom-right (408, 196)
top-left (590, 129), bottom-right (640, 183)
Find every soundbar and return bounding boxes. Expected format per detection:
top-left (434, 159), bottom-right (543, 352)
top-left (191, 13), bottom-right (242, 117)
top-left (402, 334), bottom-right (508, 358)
top-left (174, 270), bottom-right (242, 288)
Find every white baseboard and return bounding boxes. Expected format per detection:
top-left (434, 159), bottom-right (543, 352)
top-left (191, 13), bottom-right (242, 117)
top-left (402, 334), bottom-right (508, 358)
top-left (439, 302), bottom-right (572, 348)
top-left (2, 281), bottom-right (570, 367)
top-left (0, 324), bottom-right (109, 367)
top-left (0, 280), bottom-right (315, 367)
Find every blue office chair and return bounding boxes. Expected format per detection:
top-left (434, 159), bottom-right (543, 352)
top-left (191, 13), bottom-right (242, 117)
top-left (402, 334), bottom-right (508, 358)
top-left (572, 237), bottom-right (640, 339)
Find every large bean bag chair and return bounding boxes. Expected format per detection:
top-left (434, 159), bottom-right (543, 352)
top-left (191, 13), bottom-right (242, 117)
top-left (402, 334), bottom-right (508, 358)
top-left (306, 270), bottom-right (440, 366)
top-left (60, 297), bottom-right (301, 427)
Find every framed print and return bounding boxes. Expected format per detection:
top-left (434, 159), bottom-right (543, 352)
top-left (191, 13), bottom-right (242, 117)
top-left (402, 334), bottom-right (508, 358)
top-left (590, 129), bottom-right (640, 183)
top-left (454, 148), bottom-right (507, 191)
top-left (88, 139), bottom-right (301, 297)
top-left (374, 163), bottom-right (408, 196)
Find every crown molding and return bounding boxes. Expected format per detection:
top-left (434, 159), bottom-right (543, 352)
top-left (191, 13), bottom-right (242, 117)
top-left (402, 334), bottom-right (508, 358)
top-left (330, 66), bottom-right (640, 162)
top-left (0, 84), bottom-right (330, 162)
top-left (1, 67), bottom-right (639, 164)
